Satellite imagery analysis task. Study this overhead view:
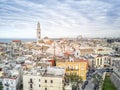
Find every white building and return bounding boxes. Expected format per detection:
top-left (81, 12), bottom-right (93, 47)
top-left (23, 66), bottom-right (65, 90)
top-left (94, 55), bottom-right (111, 68)
top-left (95, 47), bottom-right (114, 55)
top-left (2, 64), bottom-right (23, 90)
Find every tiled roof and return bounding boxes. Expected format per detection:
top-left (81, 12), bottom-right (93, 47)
top-left (12, 40), bottom-right (21, 42)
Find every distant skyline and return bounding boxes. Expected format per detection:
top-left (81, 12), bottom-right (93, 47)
top-left (0, 0), bottom-right (120, 38)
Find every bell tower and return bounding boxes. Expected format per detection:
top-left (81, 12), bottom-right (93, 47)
top-left (36, 22), bottom-right (41, 42)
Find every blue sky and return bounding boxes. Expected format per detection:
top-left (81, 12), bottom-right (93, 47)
top-left (0, 0), bottom-right (120, 38)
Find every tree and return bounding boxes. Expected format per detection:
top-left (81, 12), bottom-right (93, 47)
top-left (92, 73), bottom-right (103, 89)
top-left (72, 84), bottom-right (77, 90)
top-left (65, 74), bottom-right (83, 90)
top-left (66, 74), bottom-right (82, 83)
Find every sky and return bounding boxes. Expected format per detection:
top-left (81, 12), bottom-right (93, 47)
top-left (0, 0), bottom-right (120, 38)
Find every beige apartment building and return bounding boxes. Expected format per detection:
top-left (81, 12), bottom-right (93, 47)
top-left (23, 67), bottom-right (65, 90)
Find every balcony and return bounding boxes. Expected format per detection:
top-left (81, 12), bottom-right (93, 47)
top-left (66, 69), bottom-right (79, 71)
top-left (29, 84), bottom-right (33, 90)
top-left (4, 83), bottom-right (9, 86)
top-left (28, 81), bottom-right (33, 84)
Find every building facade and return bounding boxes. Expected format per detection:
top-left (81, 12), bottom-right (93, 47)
top-left (56, 57), bottom-right (88, 81)
top-left (94, 55), bottom-right (111, 68)
top-left (36, 22), bottom-right (41, 42)
top-left (2, 65), bottom-right (23, 90)
top-left (23, 67), bottom-right (65, 90)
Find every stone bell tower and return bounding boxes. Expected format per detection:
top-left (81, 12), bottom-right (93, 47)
top-left (36, 22), bottom-right (41, 42)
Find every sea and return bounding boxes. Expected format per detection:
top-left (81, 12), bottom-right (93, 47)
top-left (0, 38), bottom-right (36, 43)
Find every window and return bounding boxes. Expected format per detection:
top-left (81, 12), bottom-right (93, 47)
top-left (45, 88), bottom-right (47, 90)
top-left (39, 79), bottom-right (40, 82)
top-left (67, 65), bottom-right (70, 70)
top-left (97, 59), bottom-right (99, 65)
top-left (39, 84), bottom-right (40, 87)
top-left (100, 59), bottom-right (102, 65)
top-left (77, 52), bottom-right (78, 55)
top-left (51, 80), bottom-right (53, 83)
top-left (30, 79), bottom-right (32, 83)
top-left (72, 66), bottom-right (74, 70)
top-left (81, 71), bottom-right (84, 76)
top-left (76, 65), bottom-right (78, 70)
top-left (30, 84), bottom-right (32, 88)
top-left (45, 80), bottom-right (47, 83)
top-left (81, 66), bottom-right (84, 70)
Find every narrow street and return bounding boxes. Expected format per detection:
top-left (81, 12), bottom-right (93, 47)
top-left (78, 78), bottom-right (94, 90)
top-left (85, 78), bottom-right (94, 90)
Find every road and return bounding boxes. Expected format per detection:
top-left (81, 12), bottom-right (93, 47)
top-left (79, 69), bottom-right (105, 90)
top-left (78, 78), bottom-right (94, 90)
top-left (85, 78), bottom-right (94, 90)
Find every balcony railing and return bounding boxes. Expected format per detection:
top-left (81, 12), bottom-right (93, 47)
top-left (66, 69), bottom-right (79, 71)
top-left (28, 81), bottom-right (33, 84)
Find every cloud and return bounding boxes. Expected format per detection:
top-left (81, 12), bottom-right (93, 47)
top-left (0, 0), bottom-right (120, 38)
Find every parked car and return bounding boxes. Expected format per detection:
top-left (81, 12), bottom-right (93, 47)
top-left (84, 81), bottom-right (88, 85)
top-left (94, 84), bottom-right (98, 90)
